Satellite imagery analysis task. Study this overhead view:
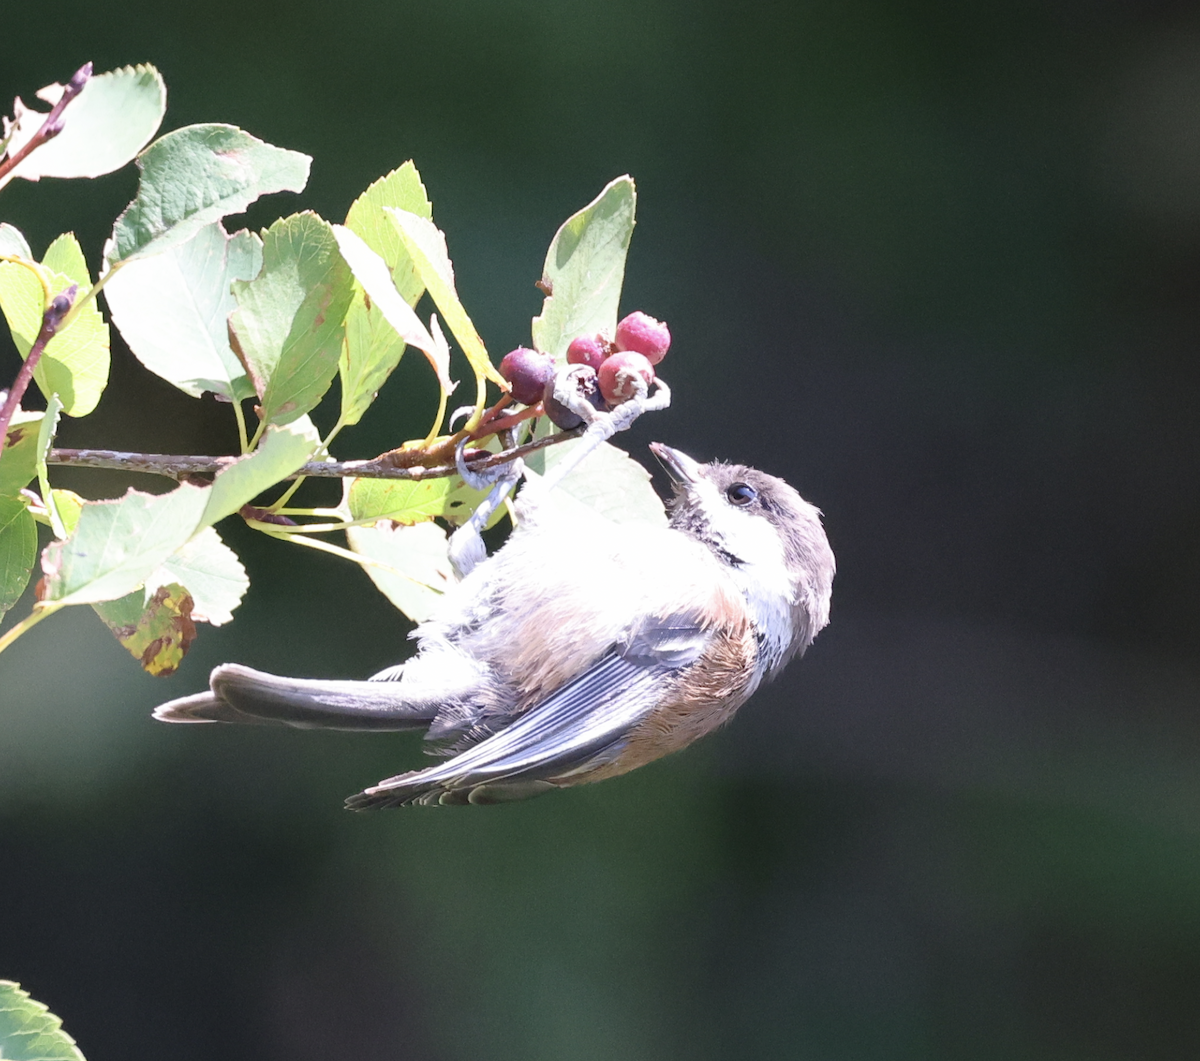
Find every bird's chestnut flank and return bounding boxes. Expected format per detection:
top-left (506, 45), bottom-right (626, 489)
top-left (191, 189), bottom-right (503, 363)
top-left (614, 311), bottom-right (671, 365)
top-left (499, 347), bottom-right (555, 405)
top-left (566, 333), bottom-right (612, 372)
top-left (599, 350), bottom-right (655, 406)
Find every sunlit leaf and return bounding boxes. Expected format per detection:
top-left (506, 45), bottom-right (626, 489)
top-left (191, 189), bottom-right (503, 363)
top-left (0, 223), bottom-right (31, 258)
top-left (149, 525), bottom-right (248, 625)
top-left (93, 582), bottom-right (197, 676)
top-left (346, 520), bottom-right (453, 622)
top-left (0, 408), bottom-right (44, 495)
top-left (525, 439), bottom-right (666, 527)
top-left (0, 980), bottom-right (87, 1061)
top-left (0, 497), bottom-right (36, 621)
top-left (385, 208), bottom-right (506, 390)
top-left (331, 225), bottom-right (451, 393)
top-left (107, 124), bottom-right (310, 265)
top-left (40, 483), bottom-right (210, 606)
top-left (2, 64), bottom-right (166, 183)
top-left (344, 161), bottom-right (432, 302)
top-left (103, 221), bottom-right (261, 401)
top-left (201, 419), bottom-right (319, 527)
top-left (0, 249), bottom-right (109, 416)
top-left (348, 474), bottom-right (491, 527)
top-left (530, 175), bottom-right (636, 363)
top-left (229, 212), bottom-right (353, 426)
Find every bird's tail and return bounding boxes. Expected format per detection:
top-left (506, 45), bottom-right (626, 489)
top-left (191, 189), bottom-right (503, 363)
top-left (152, 663), bottom-right (441, 731)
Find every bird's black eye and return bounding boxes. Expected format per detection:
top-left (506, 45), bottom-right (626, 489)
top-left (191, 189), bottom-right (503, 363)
top-left (726, 482), bottom-right (757, 506)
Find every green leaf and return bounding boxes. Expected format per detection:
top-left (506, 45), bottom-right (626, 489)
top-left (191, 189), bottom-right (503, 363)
top-left (348, 474), bottom-right (491, 527)
top-left (0, 496), bottom-right (37, 621)
top-left (107, 124), bottom-right (311, 265)
top-left (0, 980), bottom-right (87, 1061)
top-left (0, 408), bottom-right (44, 495)
top-left (527, 439), bottom-right (666, 527)
top-left (337, 164), bottom-right (435, 424)
top-left (0, 223), bottom-right (31, 258)
top-left (346, 520), bottom-right (453, 622)
top-left (0, 237), bottom-right (110, 416)
top-left (530, 175), bottom-right (636, 363)
top-left (385, 208), bottom-right (507, 390)
top-left (332, 225), bottom-right (452, 393)
top-left (201, 419), bottom-right (319, 527)
top-left (229, 212), bottom-right (354, 426)
top-left (344, 161), bottom-right (432, 302)
top-left (149, 525), bottom-right (248, 625)
top-left (1, 64), bottom-right (166, 183)
top-left (41, 232), bottom-right (90, 285)
top-left (39, 483), bottom-right (210, 606)
top-left (103, 221), bottom-right (262, 401)
top-left (93, 582), bottom-right (196, 676)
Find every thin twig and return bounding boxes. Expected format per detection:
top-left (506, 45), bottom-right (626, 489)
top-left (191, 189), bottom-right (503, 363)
top-left (0, 62), bottom-right (92, 185)
top-left (46, 426), bottom-right (582, 482)
top-left (0, 286), bottom-right (76, 453)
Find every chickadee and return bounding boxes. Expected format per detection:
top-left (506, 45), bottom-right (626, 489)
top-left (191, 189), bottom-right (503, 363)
top-left (154, 444), bottom-right (835, 807)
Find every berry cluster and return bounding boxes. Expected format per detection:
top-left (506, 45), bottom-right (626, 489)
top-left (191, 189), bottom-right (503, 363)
top-left (498, 311), bottom-right (671, 431)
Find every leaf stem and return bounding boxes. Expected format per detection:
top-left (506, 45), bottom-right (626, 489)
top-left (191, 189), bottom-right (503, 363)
top-left (269, 416), bottom-right (346, 511)
top-left (0, 602), bottom-right (63, 656)
top-left (232, 400), bottom-right (250, 454)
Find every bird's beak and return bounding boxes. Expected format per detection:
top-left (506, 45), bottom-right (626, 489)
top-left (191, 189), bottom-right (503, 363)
top-left (650, 442), bottom-right (703, 485)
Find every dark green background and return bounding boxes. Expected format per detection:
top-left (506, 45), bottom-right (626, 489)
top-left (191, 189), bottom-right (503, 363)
top-left (5, 2), bottom-right (1200, 1058)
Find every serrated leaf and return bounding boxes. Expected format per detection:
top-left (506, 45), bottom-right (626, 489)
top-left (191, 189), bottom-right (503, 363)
top-left (332, 225), bottom-right (451, 393)
top-left (102, 221), bottom-right (261, 401)
top-left (93, 582), bottom-right (197, 675)
top-left (0, 496), bottom-right (37, 621)
top-left (0, 980), bottom-right (87, 1061)
top-left (2, 64), bottom-right (166, 183)
top-left (385, 208), bottom-right (506, 391)
top-left (228, 212), bottom-right (353, 426)
top-left (527, 439), bottom-right (666, 527)
top-left (0, 222), bottom-right (31, 258)
top-left (0, 408), bottom-right (44, 495)
top-left (531, 176), bottom-right (636, 363)
top-left (338, 291), bottom-right (408, 425)
top-left (346, 520), bottom-right (453, 622)
top-left (41, 232), bottom-right (89, 284)
top-left (149, 525), bottom-right (248, 625)
top-left (344, 161), bottom-right (432, 302)
top-left (39, 483), bottom-right (210, 606)
top-left (0, 262), bottom-right (109, 417)
top-left (201, 419), bottom-right (319, 527)
top-left (348, 474), bottom-right (491, 527)
top-left (107, 124), bottom-right (310, 265)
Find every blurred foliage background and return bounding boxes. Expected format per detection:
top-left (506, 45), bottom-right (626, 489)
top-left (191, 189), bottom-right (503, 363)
top-left (4, 1), bottom-right (1200, 1058)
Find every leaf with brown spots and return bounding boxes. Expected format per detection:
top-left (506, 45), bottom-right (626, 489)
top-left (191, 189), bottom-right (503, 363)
top-left (92, 583), bottom-right (197, 676)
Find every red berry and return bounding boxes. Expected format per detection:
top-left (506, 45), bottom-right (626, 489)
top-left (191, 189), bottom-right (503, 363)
top-left (598, 351), bottom-right (655, 406)
top-left (614, 312), bottom-right (670, 365)
top-left (499, 347), bottom-right (554, 405)
top-left (566, 333), bottom-right (611, 372)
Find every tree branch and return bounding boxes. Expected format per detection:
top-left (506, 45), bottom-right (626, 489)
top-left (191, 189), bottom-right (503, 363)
top-left (46, 426), bottom-right (582, 482)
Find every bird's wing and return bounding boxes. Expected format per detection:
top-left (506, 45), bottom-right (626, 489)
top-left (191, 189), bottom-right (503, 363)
top-left (346, 614), bottom-right (713, 808)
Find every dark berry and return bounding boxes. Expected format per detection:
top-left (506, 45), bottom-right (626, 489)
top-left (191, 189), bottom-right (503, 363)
top-left (498, 346), bottom-right (554, 405)
top-left (614, 311), bottom-right (671, 365)
top-left (566, 333), bottom-right (611, 372)
top-left (543, 365), bottom-right (603, 430)
top-left (598, 351), bottom-right (655, 406)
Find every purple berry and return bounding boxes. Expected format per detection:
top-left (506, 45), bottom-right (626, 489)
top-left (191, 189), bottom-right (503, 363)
top-left (566, 333), bottom-right (611, 372)
top-left (598, 351), bottom-right (655, 406)
top-left (499, 346), bottom-right (554, 405)
top-left (614, 311), bottom-right (671, 365)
